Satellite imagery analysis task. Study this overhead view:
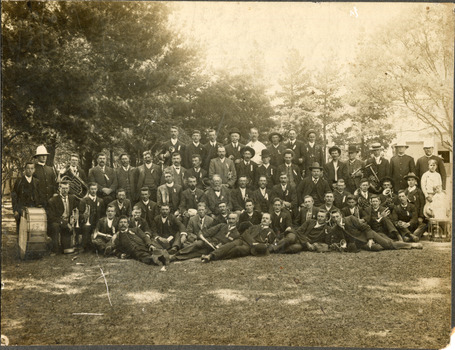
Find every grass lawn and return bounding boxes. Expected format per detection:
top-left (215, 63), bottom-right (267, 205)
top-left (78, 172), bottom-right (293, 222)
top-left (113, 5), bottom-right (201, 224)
top-left (1, 202), bottom-right (451, 348)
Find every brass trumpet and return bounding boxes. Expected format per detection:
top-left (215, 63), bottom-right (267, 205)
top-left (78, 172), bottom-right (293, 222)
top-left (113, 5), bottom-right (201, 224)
top-left (83, 204), bottom-right (91, 226)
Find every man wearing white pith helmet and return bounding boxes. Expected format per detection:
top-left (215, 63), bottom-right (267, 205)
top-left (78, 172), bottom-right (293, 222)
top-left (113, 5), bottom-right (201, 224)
top-left (32, 145), bottom-right (57, 204)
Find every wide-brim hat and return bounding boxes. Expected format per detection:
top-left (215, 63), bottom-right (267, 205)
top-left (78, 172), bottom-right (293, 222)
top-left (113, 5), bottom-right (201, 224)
top-left (369, 143), bottom-right (384, 151)
top-left (305, 129), bottom-right (317, 138)
top-left (268, 132), bottom-right (283, 142)
top-left (261, 149), bottom-right (271, 158)
top-left (309, 162), bottom-right (323, 170)
top-left (404, 172), bottom-right (419, 181)
top-left (348, 145), bottom-right (358, 153)
top-left (240, 146), bottom-right (255, 158)
top-left (328, 145), bottom-right (342, 155)
top-left (423, 141), bottom-right (434, 148)
top-left (33, 145), bottom-right (50, 157)
top-left (380, 176), bottom-right (395, 187)
top-left (394, 141), bottom-right (409, 148)
top-left (229, 128), bottom-right (241, 137)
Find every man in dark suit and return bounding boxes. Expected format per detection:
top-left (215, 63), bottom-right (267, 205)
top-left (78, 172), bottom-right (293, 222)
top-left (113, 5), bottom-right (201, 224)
top-left (341, 195), bottom-right (368, 222)
top-left (33, 145), bottom-right (57, 204)
top-left (294, 195), bottom-right (319, 227)
top-left (185, 202), bottom-right (215, 244)
top-left (203, 128), bottom-right (222, 171)
top-left (183, 130), bottom-right (207, 169)
top-left (47, 181), bottom-right (78, 254)
top-left (270, 172), bottom-right (298, 217)
top-left (162, 152), bottom-right (187, 189)
top-left (390, 141), bottom-right (416, 192)
top-left (201, 213), bottom-right (276, 262)
top-left (302, 129), bottom-right (324, 176)
top-left (225, 128), bottom-right (244, 165)
top-left (79, 182), bottom-right (105, 252)
top-left (160, 125), bottom-right (186, 167)
top-left (277, 149), bottom-right (301, 188)
top-left (61, 153), bottom-right (88, 186)
top-left (252, 175), bottom-right (272, 214)
top-left (117, 216), bottom-right (169, 266)
top-left (285, 129), bottom-right (305, 171)
top-left (235, 146), bottom-right (258, 189)
top-left (136, 150), bottom-right (162, 202)
top-left (172, 212), bottom-right (240, 261)
top-left (92, 204), bottom-right (119, 255)
top-left (108, 188), bottom-right (132, 218)
top-left (205, 175), bottom-right (232, 217)
top-left (179, 176), bottom-right (208, 225)
top-left (267, 132), bottom-right (286, 168)
top-left (391, 190), bottom-right (426, 242)
top-left (346, 145), bottom-right (365, 194)
top-left (333, 179), bottom-right (351, 209)
top-left (415, 142), bottom-right (446, 189)
top-left (284, 209), bottom-right (330, 253)
top-left (157, 170), bottom-right (182, 216)
top-left (324, 145), bottom-right (349, 189)
top-left (404, 172), bottom-right (425, 220)
top-left (231, 176), bottom-right (254, 213)
top-left (296, 162), bottom-right (331, 207)
top-left (128, 205), bottom-right (151, 236)
top-left (363, 195), bottom-right (401, 241)
top-left (238, 199), bottom-right (262, 226)
top-left (185, 154), bottom-right (209, 190)
top-left (268, 198), bottom-right (296, 253)
top-left (151, 204), bottom-right (187, 254)
top-left (12, 161), bottom-right (45, 233)
top-left (364, 143), bottom-right (391, 192)
top-left (134, 187), bottom-right (159, 229)
top-left (256, 149), bottom-right (277, 189)
top-left (88, 153), bottom-right (118, 205)
top-left (213, 201), bottom-right (231, 225)
top-left (328, 209), bottom-right (422, 251)
top-left (115, 153), bottom-right (137, 202)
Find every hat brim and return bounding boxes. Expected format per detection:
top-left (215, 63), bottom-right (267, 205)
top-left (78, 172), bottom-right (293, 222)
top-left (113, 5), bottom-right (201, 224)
top-left (268, 133), bottom-right (283, 142)
top-left (305, 129), bottom-right (317, 138)
top-left (34, 153), bottom-right (50, 157)
top-left (394, 145), bottom-right (409, 148)
top-left (404, 175), bottom-right (419, 181)
top-left (241, 147), bottom-right (255, 158)
top-left (309, 166), bottom-right (323, 170)
top-left (328, 147), bottom-right (342, 154)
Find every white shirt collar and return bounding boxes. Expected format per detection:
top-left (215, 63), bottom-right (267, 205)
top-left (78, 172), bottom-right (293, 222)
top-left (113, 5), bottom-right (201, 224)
top-left (38, 162), bottom-right (46, 166)
top-left (89, 195), bottom-right (97, 201)
top-left (308, 142), bottom-right (315, 147)
top-left (166, 182), bottom-right (175, 187)
top-left (122, 165), bottom-right (130, 171)
top-left (408, 186), bottom-right (417, 192)
top-left (25, 175), bottom-right (33, 183)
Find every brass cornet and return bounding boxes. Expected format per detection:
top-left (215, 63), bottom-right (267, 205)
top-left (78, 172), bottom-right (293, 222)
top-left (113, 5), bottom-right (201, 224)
top-left (83, 204), bottom-right (91, 226)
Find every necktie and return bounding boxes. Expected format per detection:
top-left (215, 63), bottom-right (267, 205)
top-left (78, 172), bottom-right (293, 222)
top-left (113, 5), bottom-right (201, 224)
top-left (62, 196), bottom-right (69, 218)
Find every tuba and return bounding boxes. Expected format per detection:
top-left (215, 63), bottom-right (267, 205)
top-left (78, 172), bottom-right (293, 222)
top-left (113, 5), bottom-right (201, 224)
top-left (61, 172), bottom-right (88, 200)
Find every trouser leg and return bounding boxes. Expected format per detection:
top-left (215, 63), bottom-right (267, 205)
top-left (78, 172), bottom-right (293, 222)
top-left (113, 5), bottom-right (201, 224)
top-left (176, 241), bottom-right (211, 260)
top-left (274, 232), bottom-right (296, 253)
top-left (283, 243), bottom-right (304, 254)
top-left (61, 225), bottom-right (73, 253)
top-left (225, 242), bottom-right (251, 259)
top-left (211, 240), bottom-right (243, 260)
top-left (81, 225), bottom-right (94, 250)
top-left (49, 223), bottom-right (62, 253)
top-left (413, 223), bottom-right (427, 239)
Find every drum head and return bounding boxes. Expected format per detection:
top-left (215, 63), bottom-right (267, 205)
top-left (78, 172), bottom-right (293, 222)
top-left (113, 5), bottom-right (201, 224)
top-left (18, 216), bottom-right (28, 260)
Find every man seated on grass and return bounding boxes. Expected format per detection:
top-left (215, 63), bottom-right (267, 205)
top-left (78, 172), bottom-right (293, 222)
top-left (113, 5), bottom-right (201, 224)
top-left (117, 215), bottom-right (169, 266)
top-left (171, 212), bottom-right (241, 261)
top-left (340, 195), bottom-right (367, 222)
top-left (179, 175), bottom-right (207, 226)
top-left (391, 190), bottom-right (426, 242)
top-left (93, 204), bottom-right (119, 256)
top-left (213, 201), bottom-right (231, 225)
top-left (287, 209), bottom-right (331, 253)
top-left (252, 175), bottom-right (272, 214)
top-left (379, 177), bottom-right (399, 211)
top-left (129, 205), bottom-right (151, 237)
top-left (201, 213), bottom-right (276, 262)
top-left (363, 195), bottom-right (401, 241)
top-left (333, 178), bottom-right (351, 209)
top-left (268, 198), bottom-right (295, 253)
top-left (185, 202), bottom-right (214, 245)
top-left (151, 204), bottom-right (187, 255)
top-left (294, 195), bottom-right (319, 226)
top-left (231, 176), bottom-right (254, 214)
top-left (238, 198), bottom-right (262, 226)
top-left (319, 191), bottom-right (338, 214)
top-left (328, 209), bottom-right (422, 252)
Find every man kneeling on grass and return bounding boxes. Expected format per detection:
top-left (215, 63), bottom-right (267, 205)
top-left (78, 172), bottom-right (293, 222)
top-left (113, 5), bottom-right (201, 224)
top-left (328, 209), bottom-right (422, 252)
top-left (171, 212), bottom-right (241, 261)
top-left (117, 216), bottom-right (170, 266)
top-left (201, 213), bottom-right (276, 262)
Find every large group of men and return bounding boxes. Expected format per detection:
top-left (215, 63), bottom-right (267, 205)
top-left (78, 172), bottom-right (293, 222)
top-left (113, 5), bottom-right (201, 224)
top-left (12, 126), bottom-right (450, 265)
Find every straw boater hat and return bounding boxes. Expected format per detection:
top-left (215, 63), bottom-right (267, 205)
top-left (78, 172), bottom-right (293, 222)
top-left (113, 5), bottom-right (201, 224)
top-left (394, 140), bottom-right (409, 148)
top-left (268, 132), bottom-right (283, 142)
top-left (33, 145), bottom-right (50, 157)
top-left (369, 143), bottom-right (384, 151)
top-left (309, 162), bottom-right (323, 170)
top-left (240, 146), bottom-right (255, 158)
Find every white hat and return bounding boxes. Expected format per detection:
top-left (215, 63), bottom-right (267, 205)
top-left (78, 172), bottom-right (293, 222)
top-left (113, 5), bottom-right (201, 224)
top-left (33, 145), bottom-right (50, 157)
top-left (423, 141), bottom-right (434, 148)
top-left (394, 140), bottom-right (409, 148)
top-left (187, 208), bottom-right (198, 217)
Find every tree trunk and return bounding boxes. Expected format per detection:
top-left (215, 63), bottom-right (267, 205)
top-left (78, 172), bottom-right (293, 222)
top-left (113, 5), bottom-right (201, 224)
top-left (83, 151), bottom-right (93, 175)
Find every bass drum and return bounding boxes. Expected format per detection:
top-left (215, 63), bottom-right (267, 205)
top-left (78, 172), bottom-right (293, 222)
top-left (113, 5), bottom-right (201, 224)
top-left (18, 207), bottom-right (49, 260)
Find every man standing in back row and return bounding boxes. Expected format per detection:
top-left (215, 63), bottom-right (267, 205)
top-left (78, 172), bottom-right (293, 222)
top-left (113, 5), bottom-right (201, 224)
top-left (88, 153), bottom-right (118, 205)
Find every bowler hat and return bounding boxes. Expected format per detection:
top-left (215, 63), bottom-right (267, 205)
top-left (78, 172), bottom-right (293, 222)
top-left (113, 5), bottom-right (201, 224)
top-left (309, 162), bottom-right (323, 170)
top-left (404, 172), bottom-right (419, 181)
top-left (240, 146), bottom-right (255, 158)
top-left (261, 149), bottom-right (271, 158)
top-left (305, 129), bottom-right (317, 138)
top-left (328, 145), bottom-right (342, 155)
top-left (33, 145), bottom-right (50, 157)
top-left (229, 128), bottom-right (241, 137)
top-left (348, 145), bottom-right (358, 153)
top-left (268, 132), bottom-right (283, 142)
top-left (369, 143), bottom-right (384, 151)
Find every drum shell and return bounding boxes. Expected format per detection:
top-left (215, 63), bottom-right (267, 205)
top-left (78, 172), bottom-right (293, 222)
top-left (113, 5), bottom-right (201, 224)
top-left (18, 207), bottom-right (48, 259)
